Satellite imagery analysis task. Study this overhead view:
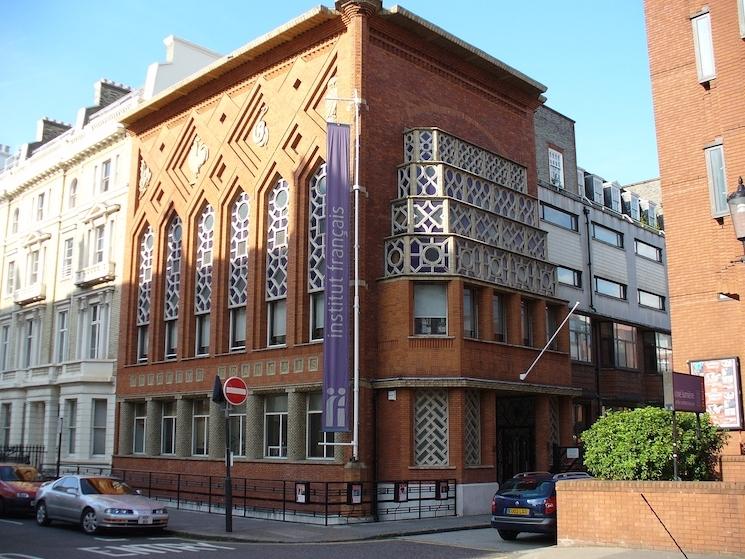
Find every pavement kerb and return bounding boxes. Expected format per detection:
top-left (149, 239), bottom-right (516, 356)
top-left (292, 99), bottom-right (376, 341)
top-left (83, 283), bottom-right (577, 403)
top-left (165, 520), bottom-right (493, 544)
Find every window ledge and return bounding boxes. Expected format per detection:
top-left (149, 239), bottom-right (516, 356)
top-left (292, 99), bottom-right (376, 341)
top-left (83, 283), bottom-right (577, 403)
top-left (408, 465), bottom-right (456, 470)
top-left (465, 464), bottom-right (494, 470)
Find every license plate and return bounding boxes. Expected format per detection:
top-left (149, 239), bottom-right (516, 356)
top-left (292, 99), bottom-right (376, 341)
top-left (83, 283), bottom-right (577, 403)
top-left (505, 507), bottom-right (530, 516)
top-left (138, 516), bottom-right (153, 525)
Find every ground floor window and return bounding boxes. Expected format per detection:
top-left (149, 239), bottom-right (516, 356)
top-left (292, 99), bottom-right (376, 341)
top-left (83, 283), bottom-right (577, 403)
top-left (65, 399), bottom-right (77, 455)
top-left (192, 399), bottom-right (210, 456)
top-left (161, 401), bottom-right (176, 455)
top-left (133, 402), bottom-right (146, 454)
top-left (306, 392), bottom-right (332, 459)
top-left (91, 399), bottom-right (107, 455)
top-left (229, 412), bottom-right (246, 456)
top-left (1, 403), bottom-right (11, 446)
top-left (264, 394), bottom-right (288, 458)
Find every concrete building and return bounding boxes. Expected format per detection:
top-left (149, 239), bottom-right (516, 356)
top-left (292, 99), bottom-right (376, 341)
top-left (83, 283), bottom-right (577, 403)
top-left (534, 106), bottom-right (670, 435)
top-left (0, 39), bottom-right (220, 470)
top-left (646, 0), bottom-right (745, 457)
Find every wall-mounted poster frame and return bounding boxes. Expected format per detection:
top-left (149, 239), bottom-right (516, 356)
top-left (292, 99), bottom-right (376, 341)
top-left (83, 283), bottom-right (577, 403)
top-left (689, 357), bottom-right (743, 429)
top-left (295, 481), bottom-right (310, 504)
top-left (394, 481), bottom-right (408, 502)
top-left (347, 482), bottom-right (362, 505)
top-left (435, 480), bottom-right (449, 500)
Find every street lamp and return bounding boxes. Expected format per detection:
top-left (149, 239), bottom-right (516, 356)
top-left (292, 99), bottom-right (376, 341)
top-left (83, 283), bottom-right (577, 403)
top-left (726, 176), bottom-right (745, 246)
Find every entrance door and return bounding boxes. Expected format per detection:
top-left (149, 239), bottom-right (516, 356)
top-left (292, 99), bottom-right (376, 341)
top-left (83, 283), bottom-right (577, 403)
top-left (496, 397), bottom-right (535, 483)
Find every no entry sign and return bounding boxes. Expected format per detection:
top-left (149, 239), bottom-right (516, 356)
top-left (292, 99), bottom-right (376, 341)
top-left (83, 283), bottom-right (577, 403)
top-left (223, 376), bottom-right (248, 406)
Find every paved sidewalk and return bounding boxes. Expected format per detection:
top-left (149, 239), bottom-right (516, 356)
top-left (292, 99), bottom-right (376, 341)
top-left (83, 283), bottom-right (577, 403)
top-left (166, 508), bottom-right (741, 558)
top-left (167, 508), bottom-right (492, 543)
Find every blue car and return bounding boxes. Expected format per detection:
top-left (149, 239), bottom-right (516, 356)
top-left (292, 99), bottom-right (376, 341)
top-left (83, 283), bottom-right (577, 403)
top-left (490, 471), bottom-right (591, 540)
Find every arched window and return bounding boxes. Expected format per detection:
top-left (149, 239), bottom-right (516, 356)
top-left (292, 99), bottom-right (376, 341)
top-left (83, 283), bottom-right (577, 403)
top-left (163, 216), bottom-right (182, 359)
top-left (266, 179), bottom-right (289, 346)
top-left (136, 226), bottom-right (154, 362)
top-left (11, 208), bottom-right (19, 234)
top-left (69, 179), bottom-right (78, 209)
top-left (229, 193), bottom-right (250, 351)
top-left (194, 205), bottom-right (214, 356)
top-left (307, 164), bottom-right (326, 341)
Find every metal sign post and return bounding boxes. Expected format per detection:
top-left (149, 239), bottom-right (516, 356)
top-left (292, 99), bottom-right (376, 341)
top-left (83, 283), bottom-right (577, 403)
top-left (224, 402), bottom-right (232, 532)
top-left (219, 376), bottom-right (247, 532)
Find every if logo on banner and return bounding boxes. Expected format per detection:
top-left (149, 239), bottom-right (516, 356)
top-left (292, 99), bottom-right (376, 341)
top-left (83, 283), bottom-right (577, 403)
top-left (324, 387), bottom-right (347, 429)
top-left (322, 122), bottom-right (351, 433)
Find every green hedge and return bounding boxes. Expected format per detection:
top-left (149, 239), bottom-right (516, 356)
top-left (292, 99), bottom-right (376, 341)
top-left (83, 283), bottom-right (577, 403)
top-left (581, 407), bottom-right (727, 481)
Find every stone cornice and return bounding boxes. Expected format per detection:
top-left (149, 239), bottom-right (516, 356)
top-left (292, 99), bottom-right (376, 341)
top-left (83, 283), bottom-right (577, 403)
top-left (371, 376), bottom-right (581, 396)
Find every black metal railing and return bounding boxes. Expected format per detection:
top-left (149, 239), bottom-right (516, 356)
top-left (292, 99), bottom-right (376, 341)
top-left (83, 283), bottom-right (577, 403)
top-left (0, 445), bottom-right (46, 469)
top-left (40, 467), bottom-right (457, 525)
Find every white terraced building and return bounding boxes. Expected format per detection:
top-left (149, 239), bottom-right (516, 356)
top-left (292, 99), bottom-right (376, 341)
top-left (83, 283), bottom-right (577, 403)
top-left (0, 37), bottom-right (220, 469)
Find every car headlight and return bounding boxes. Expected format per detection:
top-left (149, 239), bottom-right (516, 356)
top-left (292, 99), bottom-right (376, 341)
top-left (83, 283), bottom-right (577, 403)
top-left (105, 508), bottom-right (134, 515)
top-left (152, 508), bottom-right (168, 515)
top-left (16, 492), bottom-right (30, 499)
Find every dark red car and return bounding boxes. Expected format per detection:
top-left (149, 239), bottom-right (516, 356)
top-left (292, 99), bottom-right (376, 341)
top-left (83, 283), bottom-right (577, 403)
top-left (0, 464), bottom-right (43, 515)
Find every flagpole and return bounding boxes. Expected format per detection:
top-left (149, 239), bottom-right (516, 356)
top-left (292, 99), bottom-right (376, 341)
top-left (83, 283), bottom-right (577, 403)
top-left (352, 89), bottom-right (361, 462)
top-left (519, 301), bottom-right (580, 381)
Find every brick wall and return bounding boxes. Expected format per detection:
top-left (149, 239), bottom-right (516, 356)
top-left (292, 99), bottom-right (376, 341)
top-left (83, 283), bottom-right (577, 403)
top-left (646, 0), bottom-right (745, 447)
top-left (721, 455), bottom-right (745, 482)
top-left (557, 480), bottom-right (745, 555)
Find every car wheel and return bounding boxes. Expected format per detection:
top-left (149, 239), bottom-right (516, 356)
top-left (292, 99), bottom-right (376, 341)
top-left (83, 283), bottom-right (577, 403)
top-left (0, 497), bottom-right (5, 517)
top-left (81, 508), bottom-right (99, 534)
top-left (36, 501), bottom-right (51, 526)
top-left (498, 529), bottom-right (519, 541)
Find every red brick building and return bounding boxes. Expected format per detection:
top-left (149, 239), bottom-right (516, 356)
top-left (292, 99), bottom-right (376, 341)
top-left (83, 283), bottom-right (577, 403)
top-left (646, 0), bottom-right (745, 455)
top-left (115, 0), bottom-right (578, 516)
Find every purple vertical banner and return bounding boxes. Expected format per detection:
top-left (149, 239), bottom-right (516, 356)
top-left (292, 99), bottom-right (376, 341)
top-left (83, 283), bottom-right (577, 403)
top-left (323, 123), bottom-right (351, 432)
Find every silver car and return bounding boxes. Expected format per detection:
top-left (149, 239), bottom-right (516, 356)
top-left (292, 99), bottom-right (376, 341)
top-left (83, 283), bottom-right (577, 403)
top-left (35, 475), bottom-right (168, 534)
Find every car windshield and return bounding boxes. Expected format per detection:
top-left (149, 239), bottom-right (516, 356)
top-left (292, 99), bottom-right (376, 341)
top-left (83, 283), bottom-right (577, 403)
top-left (0, 466), bottom-right (20, 481)
top-left (497, 478), bottom-right (554, 498)
top-left (80, 478), bottom-right (136, 496)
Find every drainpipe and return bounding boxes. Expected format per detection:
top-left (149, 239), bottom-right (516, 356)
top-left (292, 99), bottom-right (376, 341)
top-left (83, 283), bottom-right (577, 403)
top-left (583, 206), bottom-right (602, 417)
top-left (583, 207), bottom-right (595, 313)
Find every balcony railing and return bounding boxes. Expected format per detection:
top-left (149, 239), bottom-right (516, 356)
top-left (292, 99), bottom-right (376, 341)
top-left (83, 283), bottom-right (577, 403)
top-left (14, 282), bottom-right (46, 305)
top-left (75, 261), bottom-right (116, 287)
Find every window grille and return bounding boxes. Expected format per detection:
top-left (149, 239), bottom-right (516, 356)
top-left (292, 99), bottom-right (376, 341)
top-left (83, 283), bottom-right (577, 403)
top-left (464, 390), bottom-right (481, 466)
top-left (414, 389), bottom-right (449, 465)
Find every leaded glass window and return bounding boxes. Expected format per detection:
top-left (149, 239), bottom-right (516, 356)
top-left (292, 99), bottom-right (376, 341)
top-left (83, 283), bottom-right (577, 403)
top-left (195, 206), bottom-right (214, 355)
top-left (164, 217), bottom-right (182, 359)
top-left (266, 179), bottom-right (289, 300)
top-left (267, 179), bottom-right (289, 346)
top-left (137, 227), bottom-right (154, 363)
top-left (164, 217), bottom-right (182, 320)
top-left (308, 165), bottom-right (326, 340)
top-left (229, 193), bottom-right (250, 351)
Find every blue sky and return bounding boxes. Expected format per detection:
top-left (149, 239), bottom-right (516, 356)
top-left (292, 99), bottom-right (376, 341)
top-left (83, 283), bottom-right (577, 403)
top-left (0, 1), bottom-right (657, 185)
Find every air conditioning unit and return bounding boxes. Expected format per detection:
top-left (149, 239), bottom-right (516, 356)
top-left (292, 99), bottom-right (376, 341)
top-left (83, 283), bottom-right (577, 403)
top-left (640, 199), bottom-right (658, 228)
top-left (603, 182), bottom-right (622, 213)
top-left (584, 174), bottom-right (604, 204)
top-left (621, 191), bottom-right (640, 221)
